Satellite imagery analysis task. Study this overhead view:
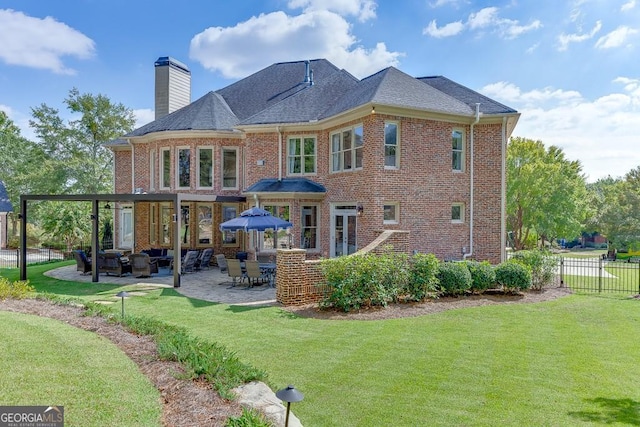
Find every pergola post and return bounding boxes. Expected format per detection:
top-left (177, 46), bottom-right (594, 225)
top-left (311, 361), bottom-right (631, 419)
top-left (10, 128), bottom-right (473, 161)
top-left (91, 200), bottom-right (100, 282)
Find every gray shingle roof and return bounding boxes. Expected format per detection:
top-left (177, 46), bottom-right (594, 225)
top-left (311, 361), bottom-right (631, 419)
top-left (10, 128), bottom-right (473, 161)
top-left (0, 181), bottom-right (13, 213)
top-left (126, 91), bottom-right (238, 137)
top-left (123, 59), bottom-right (517, 138)
top-left (245, 178), bottom-right (326, 194)
top-left (418, 76), bottom-right (517, 115)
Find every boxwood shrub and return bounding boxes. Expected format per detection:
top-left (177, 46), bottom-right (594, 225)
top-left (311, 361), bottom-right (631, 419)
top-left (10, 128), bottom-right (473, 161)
top-left (437, 261), bottom-right (472, 296)
top-left (465, 260), bottom-right (496, 293)
top-left (509, 250), bottom-right (556, 290)
top-left (494, 260), bottom-right (532, 293)
top-left (405, 253), bottom-right (440, 301)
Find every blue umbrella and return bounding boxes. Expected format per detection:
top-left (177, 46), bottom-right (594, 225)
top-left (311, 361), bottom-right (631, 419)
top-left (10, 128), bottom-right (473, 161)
top-left (219, 207), bottom-right (292, 232)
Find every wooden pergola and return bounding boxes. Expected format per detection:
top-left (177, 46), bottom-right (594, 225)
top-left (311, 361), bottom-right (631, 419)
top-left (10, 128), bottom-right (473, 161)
top-left (19, 193), bottom-right (245, 288)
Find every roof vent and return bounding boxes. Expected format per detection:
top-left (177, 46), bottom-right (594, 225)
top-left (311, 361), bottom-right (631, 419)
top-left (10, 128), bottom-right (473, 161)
top-left (303, 60), bottom-right (314, 86)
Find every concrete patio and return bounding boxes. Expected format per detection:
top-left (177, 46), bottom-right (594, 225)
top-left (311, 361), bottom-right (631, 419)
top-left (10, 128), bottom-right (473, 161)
top-left (44, 264), bottom-right (277, 306)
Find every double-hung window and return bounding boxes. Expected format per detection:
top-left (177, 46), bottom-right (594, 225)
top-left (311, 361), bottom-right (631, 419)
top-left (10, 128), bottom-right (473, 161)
top-left (288, 136), bottom-right (316, 175)
top-left (452, 129), bottom-right (464, 172)
top-left (384, 122), bottom-right (399, 168)
top-left (331, 125), bottom-right (363, 172)
top-left (222, 205), bottom-right (238, 245)
top-left (197, 147), bottom-right (213, 189)
top-left (222, 148), bottom-right (238, 189)
top-left (177, 147), bottom-right (190, 189)
top-left (452, 203), bottom-right (464, 223)
top-left (161, 148), bottom-right (171, 190)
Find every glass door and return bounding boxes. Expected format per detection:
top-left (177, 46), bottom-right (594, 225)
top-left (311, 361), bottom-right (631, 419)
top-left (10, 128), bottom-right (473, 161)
top-left (331, 206), bottom-right (358, 257)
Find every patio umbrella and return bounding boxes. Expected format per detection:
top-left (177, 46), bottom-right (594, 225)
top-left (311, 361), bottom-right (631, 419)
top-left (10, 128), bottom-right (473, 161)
top-left (219, 207), bottom-right (292, 258)
top-left (219, 207), bottom-right (293, 232)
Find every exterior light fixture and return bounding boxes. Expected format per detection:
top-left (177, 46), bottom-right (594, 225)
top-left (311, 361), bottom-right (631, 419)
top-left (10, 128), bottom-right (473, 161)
top-left (356, 203), bottom-right (364, 217)
top-left (116, 291), bottom-right (130, 318)
top-left (371, 105), bottom-right (375, 114)
top-left (276, 385), bottom-right (304, 427)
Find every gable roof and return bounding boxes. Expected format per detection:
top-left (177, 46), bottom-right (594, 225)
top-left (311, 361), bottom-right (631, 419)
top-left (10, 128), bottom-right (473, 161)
top-left (418, 76), bottom-right (517, 115)
top-left (123, 59), bottom-right (517, 139)
top-left (0, 180), bottom-right (13, 213)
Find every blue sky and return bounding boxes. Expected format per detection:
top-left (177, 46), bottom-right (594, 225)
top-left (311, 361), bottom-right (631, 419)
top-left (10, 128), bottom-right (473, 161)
top-left (1, 0), bottom-right (639, 183)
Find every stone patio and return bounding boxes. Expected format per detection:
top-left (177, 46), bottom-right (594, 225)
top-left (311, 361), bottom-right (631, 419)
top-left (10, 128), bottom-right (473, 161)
top-left (45, 264), bottom-right (277, 306)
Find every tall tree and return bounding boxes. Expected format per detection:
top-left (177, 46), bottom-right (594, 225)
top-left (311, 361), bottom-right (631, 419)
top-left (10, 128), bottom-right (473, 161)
top-left (507, 137), bottom-right (588, 250)
top-left (588, 170), bottom-right (640, 250)
top-left (29, 87), bottom-right (136, 194)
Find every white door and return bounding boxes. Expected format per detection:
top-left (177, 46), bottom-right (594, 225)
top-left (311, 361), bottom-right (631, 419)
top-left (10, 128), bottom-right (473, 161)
top-left (330, 206), bottom-right (358, 257)
top-left (119, 206), bottom-right (133, 249)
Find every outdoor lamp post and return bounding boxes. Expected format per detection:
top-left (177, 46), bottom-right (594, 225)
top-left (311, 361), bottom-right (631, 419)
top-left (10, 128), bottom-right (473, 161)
top-left (276, 385), bottom-right (304, 427)
top-left (116, 291), bottom-right (129, 318)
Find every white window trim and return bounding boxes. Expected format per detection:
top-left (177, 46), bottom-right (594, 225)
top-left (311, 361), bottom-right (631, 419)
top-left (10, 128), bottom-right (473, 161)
top-left (451, 203), bottom-right (465, 223)
top-left (160, 147), bottom-right (171, 190)
top-left (176, 146), bottom-right (191, 190)
top-left (149, 149), bottom-right (156, 191)
top-left (287, 135), bottom-right (317, 176)
top-left (452, 128), bottom-right (465, 172)
top-left (197, 146), bottom-right (214, 189)
top-left (221, 204), bottom-right (240, 247)
top-left (383, 202), bottom-right (399, 224)
top-left (384, 121), bottom-right (400, 170)
top-left (221, 147), bottom-right (239, 190)
top-left (330, 124), bottom-right (364, 173)
top-left (258, 204), bottom-right (291, 252)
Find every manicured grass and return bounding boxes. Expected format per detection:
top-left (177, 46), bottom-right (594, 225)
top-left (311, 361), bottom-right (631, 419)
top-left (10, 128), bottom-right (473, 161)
top-left (0, 309), bottom-right (161, 426)
top-left (6, 262), bottom-right (640, 426)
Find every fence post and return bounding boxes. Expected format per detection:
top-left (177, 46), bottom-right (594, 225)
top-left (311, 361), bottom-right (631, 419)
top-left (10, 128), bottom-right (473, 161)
top-left (598, 257), bottom-right (603, 293)
top-left (637, 261), bottom-right (640, 295)
top-left (559, 256), bottom-right (564, 287)
top-left (15, 248), bottom-right (19, 269)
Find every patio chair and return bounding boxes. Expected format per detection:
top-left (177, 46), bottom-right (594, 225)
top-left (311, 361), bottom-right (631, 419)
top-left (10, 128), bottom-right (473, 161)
top-left (129, 253), bottom-right (159, 278)
top-left (244, 260), bottom-right (265, 286)
top-left (181, 250), bottom-right (200, 273)
top-left (73, 250), bottom-right (92, 275)
top-left (215, 254), bottom-right (228, 272)
top-left (195, 248), bottom-right (213, 270)
top-left (226, 258), bottom-right (246, 286)
top-left (98, 252), bottom-right (132, 277)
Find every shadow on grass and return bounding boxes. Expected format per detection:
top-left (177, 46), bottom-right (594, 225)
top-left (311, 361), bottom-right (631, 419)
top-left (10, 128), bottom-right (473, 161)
top-left (225, 304), bottom-right (274, 314)
top-left (568, 397), bottom-right (640, 425)
top-left (158, 287), bottom-right (220, 308)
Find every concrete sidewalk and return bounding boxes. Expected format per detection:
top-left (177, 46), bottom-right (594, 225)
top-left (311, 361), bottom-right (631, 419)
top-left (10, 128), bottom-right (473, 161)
top-left (44, 264), bottom-right (277, 306)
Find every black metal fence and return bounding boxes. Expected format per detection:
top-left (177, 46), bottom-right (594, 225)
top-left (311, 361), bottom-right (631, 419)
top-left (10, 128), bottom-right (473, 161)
top-left (0, 247), bottom-right (68, 269)
top-left (556, 256), bottom-right (640, 294)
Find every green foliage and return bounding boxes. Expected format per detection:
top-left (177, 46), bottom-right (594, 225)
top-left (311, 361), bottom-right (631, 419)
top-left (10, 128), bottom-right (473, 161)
top-left (0, 277), bottom-right (34, 300)
top-left (226, 407), bottom-right (273, 427)
top-left (507, 137), bottom-right (588, 250)
top-left (494, 260), bottom-right (532, 292)
top-left (320, 251), bottom-right (409, 311)
top-left (465, 260), bottom-right (496, 293)
top-left (437, 261), bottom-right (472, 296)
top-left (38, 201), bottom-right (92, 252)
top-left (510, 250), bottom-right (557, 290)
top-left (404, 253), bottom-right (440, 301)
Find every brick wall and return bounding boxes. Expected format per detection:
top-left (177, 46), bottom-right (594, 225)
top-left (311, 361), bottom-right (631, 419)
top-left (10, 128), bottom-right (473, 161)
top-left (275, 229), bottom-right (410, 306)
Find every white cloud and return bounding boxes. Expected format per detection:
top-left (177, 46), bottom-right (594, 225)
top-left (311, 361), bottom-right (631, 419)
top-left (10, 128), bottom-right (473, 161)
top-left (133, 109), bottom-right (155, 129)
top-left (557, 20), bottom-right (602, 51)
top-left (621, 0), bottom-right (636, 12)
top-left (482, 80), bottom-right (640, 182)
top-left (429, 0), bottom-right (461, 7)
top-left (595, 26), bottom-right (639, 49)
top-left (189, 9), bottom-right (402, 79)
top-left (423, 7), bottom-right (541, 40)
top-left (287, 0), bottom-right (376, 22)
top-left (0, 9), bottom-right (95, 74)
top-left (422, 20), bottom-right (464, 38)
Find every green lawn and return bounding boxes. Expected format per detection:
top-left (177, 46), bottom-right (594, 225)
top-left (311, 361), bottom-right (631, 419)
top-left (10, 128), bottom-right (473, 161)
top-left (4, 263), bottom-right (640, 426)
top-left (0, 309), bottom-right (161, 426)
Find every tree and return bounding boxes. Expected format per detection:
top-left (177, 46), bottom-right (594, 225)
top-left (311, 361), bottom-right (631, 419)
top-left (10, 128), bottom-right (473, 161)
top-left (507, 137), bottom-right (588, 250)
top-left (29, 87), bottom-right (136, 194)
top-left (588, 171), bottom-right (640, 250)
top-left (38, 201), bottom-right (92, 252)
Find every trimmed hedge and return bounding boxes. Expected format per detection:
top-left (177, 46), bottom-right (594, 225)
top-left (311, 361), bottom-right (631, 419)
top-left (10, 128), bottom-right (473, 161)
top-left (465, 260), bottom-right (496, 293)
top-left (437, 261), bottom-right (472, 296)
top-left (495, 260), bottom-right (532, 292)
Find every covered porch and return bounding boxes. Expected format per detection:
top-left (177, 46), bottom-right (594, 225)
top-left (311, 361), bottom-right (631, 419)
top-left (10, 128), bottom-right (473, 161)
top-left (19, 193), bottom-right (245, 288)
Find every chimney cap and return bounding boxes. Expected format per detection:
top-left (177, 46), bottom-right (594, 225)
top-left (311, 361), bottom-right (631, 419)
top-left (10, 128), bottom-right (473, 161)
top-left (154, 56), bottom-right (190, 73)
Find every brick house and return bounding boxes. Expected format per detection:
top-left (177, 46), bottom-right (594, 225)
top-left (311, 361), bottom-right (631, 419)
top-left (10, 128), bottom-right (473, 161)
top-left (108, 58), bottom-right (519, 263)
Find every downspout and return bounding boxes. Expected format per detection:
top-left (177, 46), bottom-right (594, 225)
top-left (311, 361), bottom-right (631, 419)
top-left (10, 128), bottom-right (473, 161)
top-left (277, 126), bottom-right (283, 181)
top-left (500, 116), bottom-right (507, 262)
top-left (463, 103), bottom-right (481, 260)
